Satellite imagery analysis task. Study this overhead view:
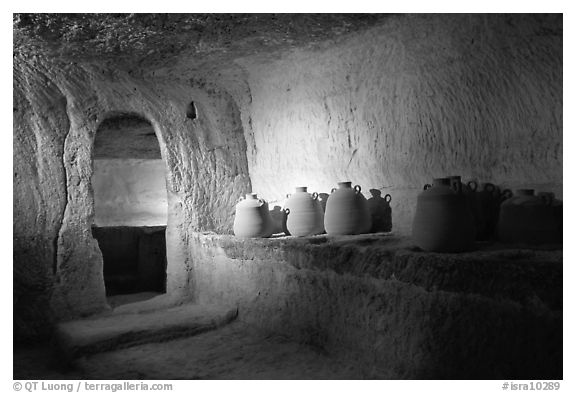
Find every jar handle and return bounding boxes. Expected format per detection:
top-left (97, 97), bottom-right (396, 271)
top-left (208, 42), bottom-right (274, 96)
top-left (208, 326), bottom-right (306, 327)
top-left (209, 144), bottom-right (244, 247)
top-left (484, 183), bottom-right (496, 194)
top-left (423, 184), bottom-right (431, 190)
top-left (354, 185), bottom-right (362, 194)
top-left (451, 181), bottom-right (462, 194)
top-left (467, 180), bottom-right (478, 192)
top-left (284, 208), bottom-right (290, 216)
top-left (312, 192), bottom-right (319, 200)
top-left (385, 194), bottom-right (392, 203)
top-left (501, 189), bottom-right (513, 201)
top-left (331, 188), bottom-right (336, 193)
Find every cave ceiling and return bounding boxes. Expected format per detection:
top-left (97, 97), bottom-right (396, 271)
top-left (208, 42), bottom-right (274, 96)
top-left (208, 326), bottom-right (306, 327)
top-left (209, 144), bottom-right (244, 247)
top-left (13, 13), bottom-right (387, 76)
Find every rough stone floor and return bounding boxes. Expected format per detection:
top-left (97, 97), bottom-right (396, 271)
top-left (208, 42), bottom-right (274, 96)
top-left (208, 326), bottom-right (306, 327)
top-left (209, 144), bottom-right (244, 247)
top-left (14, 321), bottom-right (362, 380)
top-left (15, 294), bottom-right (363, 380)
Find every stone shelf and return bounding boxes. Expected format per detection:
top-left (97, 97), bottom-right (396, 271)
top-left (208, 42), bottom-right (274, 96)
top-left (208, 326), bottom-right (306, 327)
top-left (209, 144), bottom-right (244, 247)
top-left (185, 232), bottom-right (562, 378)
top-left (197, 232), bottom-right (562, 311)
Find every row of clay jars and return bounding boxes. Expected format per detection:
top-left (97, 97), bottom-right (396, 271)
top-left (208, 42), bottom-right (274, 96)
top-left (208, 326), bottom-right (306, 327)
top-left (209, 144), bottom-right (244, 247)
top-left (497, 189), bottom-right (562, 244)
top-left (412, 177), bottom-right (476, 252)
top-left (234, 181), bottom-right (386, 238)
top-left (446, 176), bottom-right (510, 241)
top-left (448, 177), bottom-right (562, 244)
top-left (284, 182), bottom-right (374, 236)
top-left (437, 176), bottom-right (514, 241)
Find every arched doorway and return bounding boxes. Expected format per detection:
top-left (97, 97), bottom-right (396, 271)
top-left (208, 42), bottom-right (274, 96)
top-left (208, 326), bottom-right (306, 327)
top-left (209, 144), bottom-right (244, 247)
top-left (91, 113), bottom-right (168, 307)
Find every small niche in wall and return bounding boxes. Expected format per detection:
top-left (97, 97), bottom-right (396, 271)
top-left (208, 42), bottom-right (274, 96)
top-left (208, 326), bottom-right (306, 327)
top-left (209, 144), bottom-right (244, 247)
top-left (186, 101), bottom-right (197, 120)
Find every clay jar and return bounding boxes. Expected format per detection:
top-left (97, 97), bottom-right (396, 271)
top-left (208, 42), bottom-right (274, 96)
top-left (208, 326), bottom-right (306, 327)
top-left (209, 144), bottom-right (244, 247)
top-left (233, 193), bottom-right (274, 238)
top-left (498, 189), bottom-right (559, 244)
top-left (324, 182), bottom-right (372, 235)
top-left (284, 187), bottom-right (325, 237)
top-left (412, 177), bottom-right (476, 252)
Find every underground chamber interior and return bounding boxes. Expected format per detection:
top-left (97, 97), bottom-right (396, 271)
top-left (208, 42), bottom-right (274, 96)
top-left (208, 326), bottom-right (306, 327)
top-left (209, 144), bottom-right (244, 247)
top-left (12, 13), bottom-right (562, 380)
top-left (91, 114), bottom-right (168, 305)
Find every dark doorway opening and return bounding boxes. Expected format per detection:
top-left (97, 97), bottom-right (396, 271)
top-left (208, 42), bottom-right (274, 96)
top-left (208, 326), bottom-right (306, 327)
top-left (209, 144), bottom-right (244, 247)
top-left (92, 226), bottom-right (167, 297)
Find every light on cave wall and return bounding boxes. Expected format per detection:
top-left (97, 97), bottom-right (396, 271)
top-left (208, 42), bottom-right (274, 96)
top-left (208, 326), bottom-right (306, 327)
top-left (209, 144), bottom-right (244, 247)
top-left (93, 159), bottom-right (168, 227)
top-left (93, 114), bottom-right (168, 227)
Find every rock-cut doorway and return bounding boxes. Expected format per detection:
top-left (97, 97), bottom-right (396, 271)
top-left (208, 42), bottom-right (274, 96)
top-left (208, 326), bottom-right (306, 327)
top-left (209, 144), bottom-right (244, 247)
top-left (91, 113), bottom-right (168, 308)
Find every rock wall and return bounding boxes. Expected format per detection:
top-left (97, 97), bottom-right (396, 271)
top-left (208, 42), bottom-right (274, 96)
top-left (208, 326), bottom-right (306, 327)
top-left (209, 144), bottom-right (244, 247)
top-left (13, 53), bottom-right (251, 341)
top-left (235, 14), bottom-right (562, 234)
top-left (14, 60), bottom-right (70, 340)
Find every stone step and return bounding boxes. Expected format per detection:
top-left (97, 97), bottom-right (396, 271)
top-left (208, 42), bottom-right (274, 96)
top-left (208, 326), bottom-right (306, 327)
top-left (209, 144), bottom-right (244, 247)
top-left (54, 303), bottom-right (238, 360)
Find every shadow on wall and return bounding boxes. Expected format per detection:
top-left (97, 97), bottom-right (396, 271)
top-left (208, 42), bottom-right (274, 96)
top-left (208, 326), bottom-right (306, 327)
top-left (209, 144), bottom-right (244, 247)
top-left (268, 206), bottom-right (286, 234)
top-left (367, 189), bottom-right (392, 233)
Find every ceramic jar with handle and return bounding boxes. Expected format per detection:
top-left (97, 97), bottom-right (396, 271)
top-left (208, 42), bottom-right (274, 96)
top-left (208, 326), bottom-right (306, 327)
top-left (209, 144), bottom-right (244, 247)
top-left (498, 189), bottom-right (559, 244)
top-left (324, 181), bottom-right (372, 235)
top-left (233, 193), bottom-right (274, 238)
top-left (412, 177), bottom-right (476, 252)
top-left (284, 186), bottom-right (325, 237)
